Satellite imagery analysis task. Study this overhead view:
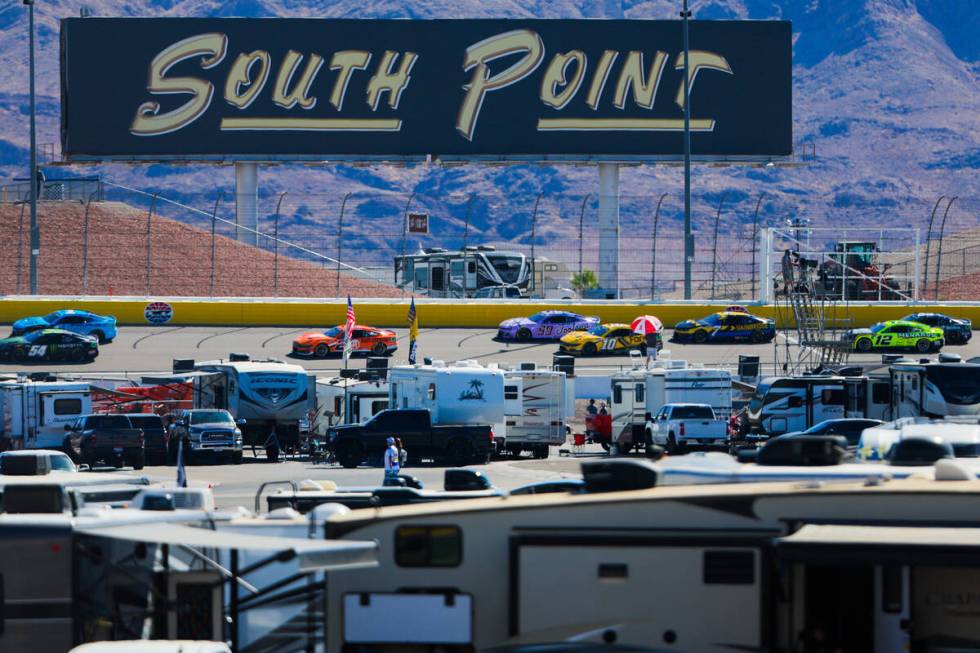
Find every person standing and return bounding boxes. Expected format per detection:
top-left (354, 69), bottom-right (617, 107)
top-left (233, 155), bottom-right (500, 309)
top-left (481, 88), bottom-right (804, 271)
top-left (264, 427), bottom-right (281, 463)
top-left (396, 437), bottom-right (408, 469)
top-left (587, 399), bottom-right (598, 417)
top-left (645, 332), bottom-right (659, 364)
top-left (383, 437), bottom-right (400, 485)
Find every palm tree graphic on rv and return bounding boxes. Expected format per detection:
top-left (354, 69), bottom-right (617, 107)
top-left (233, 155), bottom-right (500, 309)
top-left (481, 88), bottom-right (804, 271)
top-left (458, 379), bottom-right (486, 401)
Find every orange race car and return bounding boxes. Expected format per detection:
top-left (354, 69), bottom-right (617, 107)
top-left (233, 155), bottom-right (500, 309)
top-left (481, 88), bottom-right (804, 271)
top-left (292, 325), bottom-right (398, 358)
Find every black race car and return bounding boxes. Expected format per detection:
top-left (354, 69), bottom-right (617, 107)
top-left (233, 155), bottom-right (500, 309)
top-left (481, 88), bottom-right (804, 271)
top-left (901, 312), bottom-right (972, 345)
top-left (0, 328), bottom-right (99, 362)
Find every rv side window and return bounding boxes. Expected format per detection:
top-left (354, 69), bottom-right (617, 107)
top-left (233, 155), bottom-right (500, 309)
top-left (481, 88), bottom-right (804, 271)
top-left (882, 565), bottom-right (903, 613)
top-left (703, 550), bottom-right (755, 585)
top-left (334, 397), bottom-right (342, 415)
top-left (370, 400), bottom-right (388, 416)
top-left (635, 384), bottom-right (644, 403)
top-left (391, 383), bottom-right (398, 405)
top-left (427, 383), bottom-right (436, 400)
top-left (395, 526), bottom-right (462, 567)
top-left (414, 266), bottom-right (428, 289)
top-left (911, 377), bottom-right (918, 391)
top-left (504, 385), bottom-right (519, 401)
top-left (821, 389), bottom-right (846, 405)
top-left (872, 383), bottom-right (890, 404)
top-left (613, 385), bottom-right (623, 404)
top-left (467, 262), bottom-right (476, 274)
top-left (788, 396), bottom-right (803, 409)
top-left (53, 398), bottom-right (82, 415)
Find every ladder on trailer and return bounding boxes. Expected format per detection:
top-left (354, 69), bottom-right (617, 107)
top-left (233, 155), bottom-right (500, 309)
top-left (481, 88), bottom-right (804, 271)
top-left (774, 271), bottom-right (851, 375)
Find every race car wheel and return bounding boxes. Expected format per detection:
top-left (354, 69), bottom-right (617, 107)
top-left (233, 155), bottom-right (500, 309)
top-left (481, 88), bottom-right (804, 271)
top-left (583, 342), bottom-right (598, 355)
top-left (915, 339), bottom-right (932, 353)
top-left (517, 328), bottom-right (532, 342)
top-left (371, 342), bottom-right (386, 356)
top-left (856, 338), bottom-right (873, 353)
top-left (70, 348), bottom-right (85, 362)
top-left (751, 330), bottom-right (768, 343)
top-left (693, 330), bottom-right (708, 344)
top-left (12, 346), bottom-right (28, 362)
top-left (314, 344), bottom-right (330, 358)
top-left (92, 331), bottom-right (106, 344)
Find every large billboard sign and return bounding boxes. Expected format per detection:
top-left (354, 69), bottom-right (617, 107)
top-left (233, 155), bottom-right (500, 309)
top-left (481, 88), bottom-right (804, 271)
top-left (60, 18), bottom-right (792, 160)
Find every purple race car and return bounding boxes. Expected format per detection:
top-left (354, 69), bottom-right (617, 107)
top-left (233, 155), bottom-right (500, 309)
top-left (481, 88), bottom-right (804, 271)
top-left (496, 311), bottom-right (600, 341)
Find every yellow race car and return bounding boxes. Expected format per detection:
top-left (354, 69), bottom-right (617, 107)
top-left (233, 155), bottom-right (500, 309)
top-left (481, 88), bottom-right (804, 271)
top-left (559, 323), bottom-right (660, 356)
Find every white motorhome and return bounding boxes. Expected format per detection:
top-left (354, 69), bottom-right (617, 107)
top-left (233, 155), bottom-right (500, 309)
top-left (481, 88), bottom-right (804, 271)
top-left (889, 360), bottom-right (980, 419)
top-left (314, 376), bottom-right (389, 432)
top-left (611, 362), bottom-right (732, 451)
top-left (388, 360), bottom-right (505, 426)
top-left (193, 357), bottom-right (315, 446)
top-left (499, 364), bottom-right (574, 458)
top-left (0, 380), bottom-right (91, 449)
top-left (323, 464), bottom-right (980, 653)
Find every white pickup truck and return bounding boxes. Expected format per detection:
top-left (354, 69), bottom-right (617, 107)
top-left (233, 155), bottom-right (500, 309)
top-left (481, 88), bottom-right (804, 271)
top-left (646, 403), bottom-right (729, 453)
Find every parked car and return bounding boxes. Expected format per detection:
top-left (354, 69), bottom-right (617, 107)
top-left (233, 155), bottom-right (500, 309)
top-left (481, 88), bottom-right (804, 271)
top-left (474, 285), bottom-right (526, 299)
top-left (327, 409), bottom-right (493, 468)
top-left (292, 324), bottom-right (397, 358)
top-left (775, 418), bottom-right (884, 448)
top-left (0, 449), bottom-right (77, 474)
top-left (127, 413), bottom-right (168, 465)
top-left (672, 311), bottom-right (775, 344)
top-left (646, 403), bottom-right (729, 453)
top-left (901, 312), bottom-right (972, 345)
top-left (496, 311), bottom-right (600, 341)
top-left (66, 414), bottom-right (145, 469)
top-left (0, 329), bottom-right (99, 362)
top-left (12, 309), bottom-right (117, 342)
top-left (168, 409), bottom-right (243, 464)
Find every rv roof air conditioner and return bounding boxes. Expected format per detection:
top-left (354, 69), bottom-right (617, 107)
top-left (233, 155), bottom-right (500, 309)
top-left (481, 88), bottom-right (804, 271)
top-left (28, 372), bottom-right (56, 382)
top-left (0, 454), bottom-right (51, 476)
top-left (462, 246), bottom-right (478, 252)
top-left (939, 353), bottom-right (963, 363)
top-left (519, 362), bottom-right (536, 371)
top-left (229, 352), bottom-right (251, 362)
top-left (581, 459), bottom-right (658, 493)
top-left (887, 437), bottom-right (954, 467)
top-left (755, 436), bottom-right (848, 467)
top-left (444, 469), bottom-right (492, 492)
top-left (477, 245), bottom-right (496, 251)
top-left (667, 360), bottom-right (687, 369)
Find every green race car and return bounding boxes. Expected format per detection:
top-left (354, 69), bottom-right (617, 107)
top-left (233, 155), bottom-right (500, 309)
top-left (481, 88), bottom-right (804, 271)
top-left (845, 320), bottom-right (944, 353)
top-left (0, 328), bottom-right (99, 362)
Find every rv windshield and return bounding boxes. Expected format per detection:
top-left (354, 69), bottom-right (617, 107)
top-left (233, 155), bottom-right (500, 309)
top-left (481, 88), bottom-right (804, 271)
top-left (925, 366), bottom-right (980, 406)
top-left (191, 410), bottom-right (234, 425)
top-left (748, 381), bottom-right (773, 413)
top-left (493, 255), bottom-right (524, 284)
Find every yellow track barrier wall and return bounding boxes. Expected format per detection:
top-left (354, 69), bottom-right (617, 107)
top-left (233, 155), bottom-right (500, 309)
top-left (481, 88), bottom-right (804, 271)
top-left (1, 297), bottom-right (978, 329)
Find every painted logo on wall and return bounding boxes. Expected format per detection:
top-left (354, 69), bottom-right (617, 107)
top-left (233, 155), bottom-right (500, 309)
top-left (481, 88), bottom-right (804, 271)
top-left (145, 301), bottom-right (174, 324)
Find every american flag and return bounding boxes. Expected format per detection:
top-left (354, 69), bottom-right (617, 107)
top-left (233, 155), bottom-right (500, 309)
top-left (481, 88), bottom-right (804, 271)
top-left (343, 295), bottom-right (356, 361)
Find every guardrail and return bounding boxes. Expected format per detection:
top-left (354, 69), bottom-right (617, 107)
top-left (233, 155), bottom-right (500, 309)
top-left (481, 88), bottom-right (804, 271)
top-left (0, 296), bottom-right (978, 329)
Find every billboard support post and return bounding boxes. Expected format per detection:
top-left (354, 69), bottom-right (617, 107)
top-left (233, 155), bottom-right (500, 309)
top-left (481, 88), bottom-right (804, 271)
top-left (682, 0), bottom-right (693, 300)
top-left (27, 0), bottom-right (38, 295)
top-left (235, 162), bottom-right (258, 246)
top-left (597, 163), bottom-right (620, 299)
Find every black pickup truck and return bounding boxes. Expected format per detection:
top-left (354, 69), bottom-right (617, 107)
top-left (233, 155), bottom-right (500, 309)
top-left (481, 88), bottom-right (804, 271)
top-left (327, 409), bottom-right (493, 468)
top-left (66, 414), bottom-right (145, 469)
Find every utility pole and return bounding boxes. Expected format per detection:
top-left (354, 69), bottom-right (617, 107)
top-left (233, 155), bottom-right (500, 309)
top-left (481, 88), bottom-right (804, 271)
top-left (26, 0), bottom-right (39, 295)
top-left (682, 0), bottom-right (693, 300)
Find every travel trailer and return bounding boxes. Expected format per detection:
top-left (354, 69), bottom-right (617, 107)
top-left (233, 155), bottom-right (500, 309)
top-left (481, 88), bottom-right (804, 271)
top-left (192, 357), bottom-right (315, 445)
top-left (388, 360), bottom-right (505, 426)
top-left (0, 379), bottom-right (91, 449)
top-left (313, 376), bottom-right (389, 432)
top-left (499, 364), bottom-right (573, 458)
top-left (323, 459), bottom-right (980, 653)
top-left (889, 360), bottom-right (980, 419)
top-left (610, 362), bottom-right (732, 451)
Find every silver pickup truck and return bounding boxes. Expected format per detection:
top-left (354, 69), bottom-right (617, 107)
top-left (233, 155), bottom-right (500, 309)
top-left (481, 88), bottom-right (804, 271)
top-left (646, 403), bottom-right (729, 453)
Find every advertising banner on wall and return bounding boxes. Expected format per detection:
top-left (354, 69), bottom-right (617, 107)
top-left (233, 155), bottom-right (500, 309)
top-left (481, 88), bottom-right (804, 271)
top-left (60, 18), bottom-right (792, 160)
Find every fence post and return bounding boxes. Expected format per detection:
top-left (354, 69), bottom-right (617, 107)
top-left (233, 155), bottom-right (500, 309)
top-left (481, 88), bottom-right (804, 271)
top-left (273, 192), bottom-right (287, 297)
top-left (210, 193), bottom-right (223, 298)
top-left (933, 196), bottom-right (957, 300)
top-left (750, 192), bottom-right (766, 301)
top-left (922, 196), bottom-right (945, 300)
top-left (650, 193), bottom-right (667, 300)
top-left (81, 190), bottom-right (98, 295)
top-left (397, 192), bottom-right (417, 261)
top-left (529, 193), bottom-right (543, 294)
top-left (461, 193), bottom-right (475, 249)
top-left (336, 192), bottom-right (351, 295)
top-left (578, 194), bottom-right (590, 275)
top-left (710, 192), bottom-right (729, 300)
top-left (913, 228), bottom-right (920, 303)
top-left (145, 193), bottom-right (158, 297)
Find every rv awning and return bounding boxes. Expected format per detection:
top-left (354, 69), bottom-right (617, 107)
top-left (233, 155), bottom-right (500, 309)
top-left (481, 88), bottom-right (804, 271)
top-left (76, 522), bottom-right (378, 572)
top-left (777, 524), bottom-right (980, 565)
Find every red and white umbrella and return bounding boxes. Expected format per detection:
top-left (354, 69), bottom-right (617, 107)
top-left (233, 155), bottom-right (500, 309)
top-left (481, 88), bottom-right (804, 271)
top-left (631, 315), bottom-right (663, 335)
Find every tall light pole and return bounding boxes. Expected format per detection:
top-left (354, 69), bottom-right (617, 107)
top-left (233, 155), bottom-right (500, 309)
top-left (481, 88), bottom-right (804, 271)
top-left (25, 0), bottom-right (39, 295)
top-left (681, 0), bottom-right (693, 299)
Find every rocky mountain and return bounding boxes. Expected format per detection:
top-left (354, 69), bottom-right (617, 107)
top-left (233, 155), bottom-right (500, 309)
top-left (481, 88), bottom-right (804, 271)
top-left (0, 0), bottom-right (976, 291)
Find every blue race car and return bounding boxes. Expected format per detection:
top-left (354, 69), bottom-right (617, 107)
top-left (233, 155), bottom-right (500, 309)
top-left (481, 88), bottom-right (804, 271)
top-left (12, 309), bottom-right (117, 343)
top-left (672, 311), bottom-right (776, 344)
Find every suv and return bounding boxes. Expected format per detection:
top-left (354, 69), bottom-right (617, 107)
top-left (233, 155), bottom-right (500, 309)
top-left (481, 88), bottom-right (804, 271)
top-left (474, 285), bottom-right (525, 299)
top-left (169, 409), bottom-right (243, 465)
